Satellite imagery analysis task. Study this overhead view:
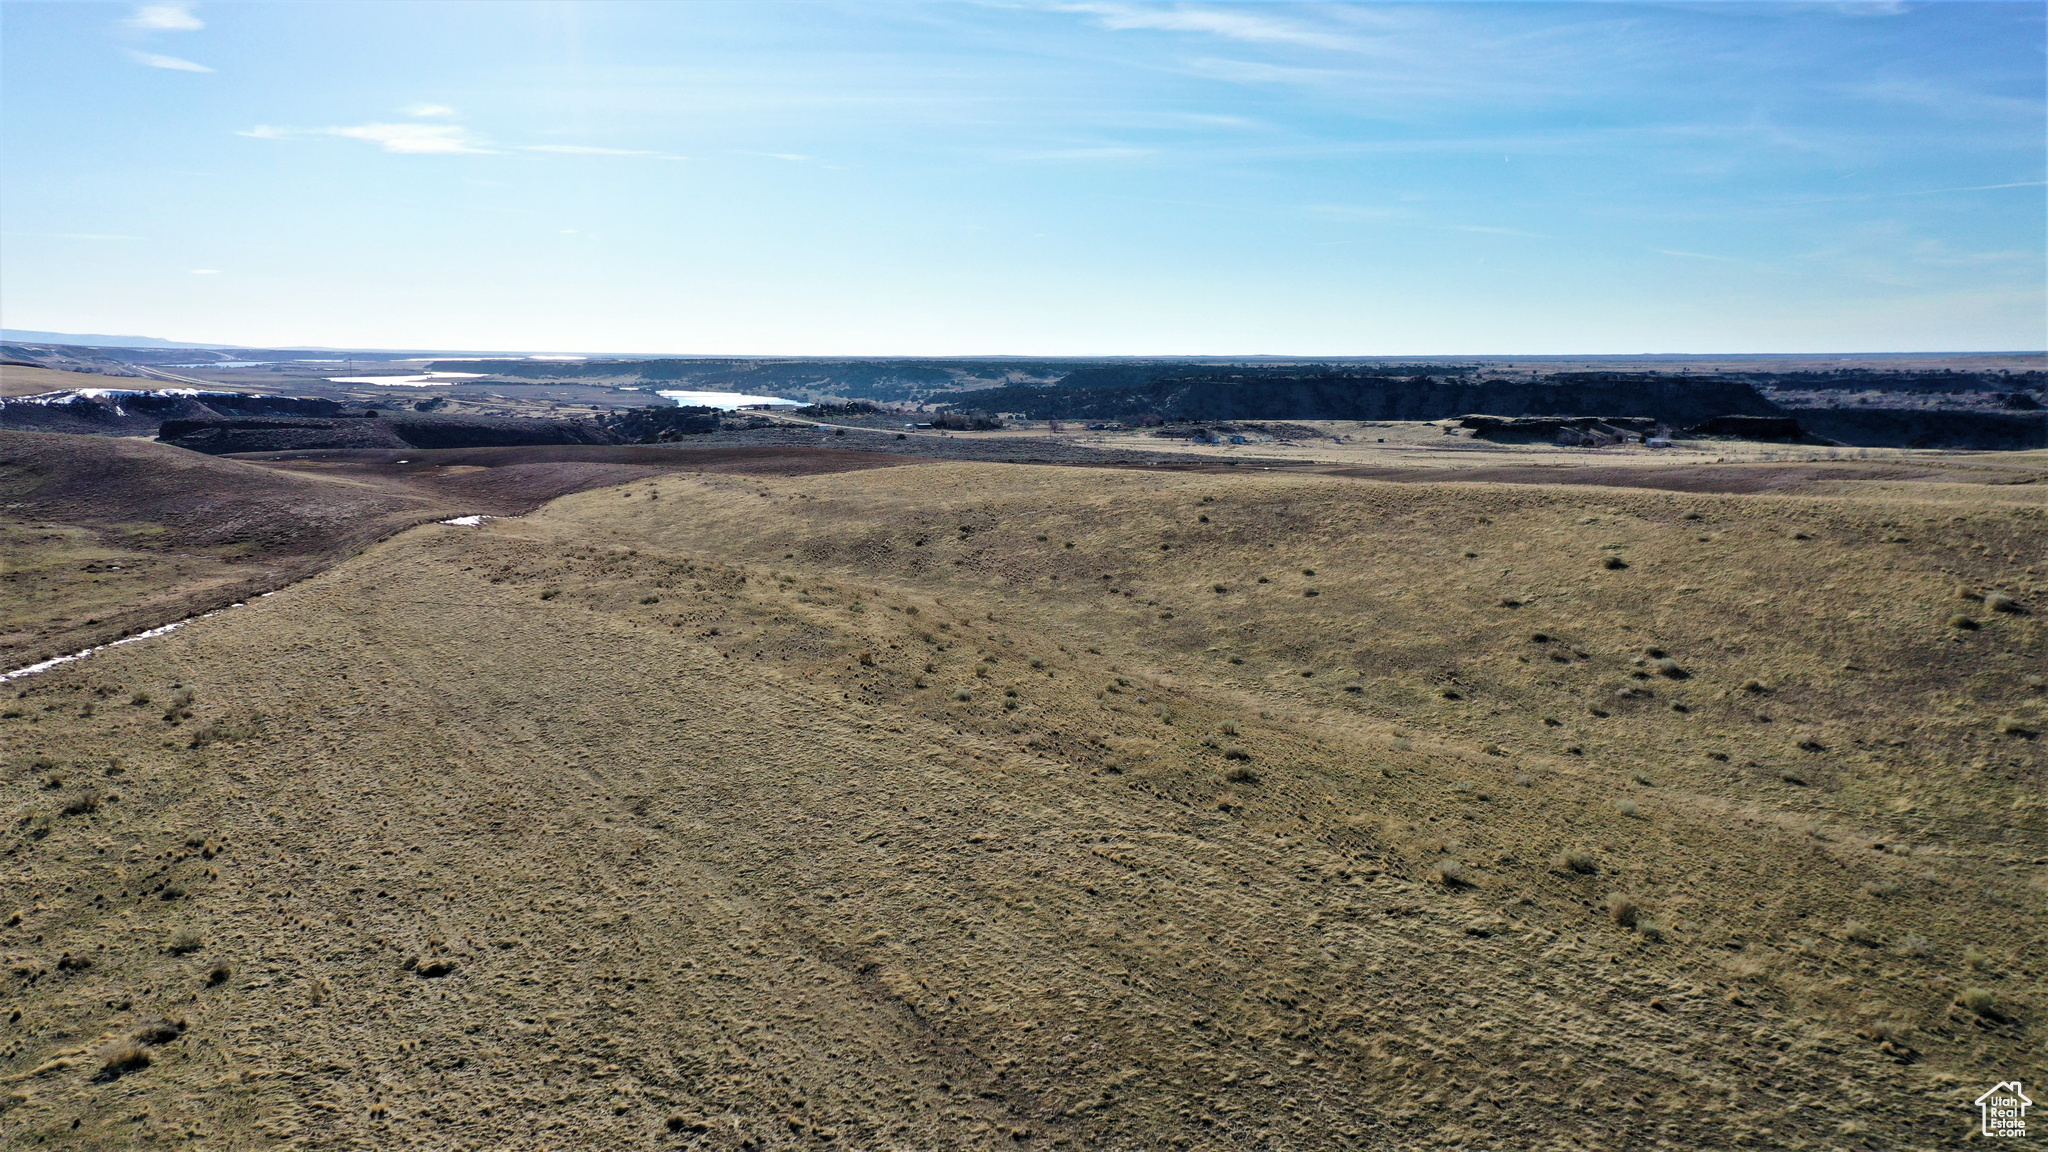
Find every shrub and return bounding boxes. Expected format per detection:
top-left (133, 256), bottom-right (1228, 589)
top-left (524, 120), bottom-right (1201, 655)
top-left (1965, 947), bottom-right (1993, 971)
top-left (1844, 921), bottom-right (1882, 947)
top-left (1630, 772), bottom-right (1655, 787)
top-left (1224, 763), bottom-right (1259, 784)
top-left (1222, 745), bottom-right (1250, 761)
top-left (1995, 717), bottom-right (2035, 737)
top-left (206, 962), bottom-right (231, 986)
top-left (1558, 850), bottom-right (1598, 875)
top-left (166, 928), bottom-right (203, 955)
top-left (1219, 721), bottom-right (1238, 736)
top-left (1602, 556), bottom-right (1629, 570)
top-left (1432, 859), bottom-right (1470, 887)
top-left (1896, 935), bottom-right (1933, 958)
top-left (131, 1018), bottom-right (184, 1046)
top-left (130, 692), bottom-right (150, 706)
top-left (1862, 880), bottom-right (1902, 898)
top-left (1606, 894), bottom-right (1640, 928)
top-left (1613, 798), bottom-right (1642, 818)
top-left (1986, 591), bottom-right (2018, 614)
top-left (1635, 918), bottom-right (1668, 943)
top-left (1947, 614), bottom-right (1978, 630)
top-left (953, 689), bottom-right (973, 702)
top-left (95, 1042), bottom-right (150, 1081)
top-left (1958, 987), bottom-right (1999, 1017)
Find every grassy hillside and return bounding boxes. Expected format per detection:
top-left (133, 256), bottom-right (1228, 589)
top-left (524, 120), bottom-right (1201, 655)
top-left (2, 458), bottom-right (2041, 1148)
top-left (0, 433), bottom-right (916, 670)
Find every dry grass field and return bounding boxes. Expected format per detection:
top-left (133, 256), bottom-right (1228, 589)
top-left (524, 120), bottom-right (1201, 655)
top-left (0, 433), bottom-right (915, 669)
top-left (2, 442), bottom-right (2045, 1150)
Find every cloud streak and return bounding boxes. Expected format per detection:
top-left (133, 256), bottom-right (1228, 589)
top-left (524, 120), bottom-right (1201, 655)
top-left (125, 2), bottom-right (203, 32)
top-left (1059, 2), bottom-right (1362, 52)
top-left (127, 50), bottom-right (212, 72)
top-left (327, 123), bottom-right (492, 154)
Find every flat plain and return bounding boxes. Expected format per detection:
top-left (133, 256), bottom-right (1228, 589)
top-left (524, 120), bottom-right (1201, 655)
top-left (2, 431), bottom-right (2044, 1150)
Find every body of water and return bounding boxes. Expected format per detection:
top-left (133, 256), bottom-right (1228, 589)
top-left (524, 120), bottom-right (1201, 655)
top-left (326, 371), bottom-right (486, 387)
top-left (654, 390), bottom-right (800, 410)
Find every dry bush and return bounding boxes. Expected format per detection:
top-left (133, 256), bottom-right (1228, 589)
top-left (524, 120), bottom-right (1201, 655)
top-left (1630, 771), bottom-right (1655, 787)
top-left (1947, 614), bottom-right (1978, 630)
top-left (94, 1042), bottom-right (150, 1081)
top-left (166, 928), bottom-right (203, 955)
top-left (1965, 948), bottom-right (1994, 971)
top-left (1862, 880), bottom-right (1902, 898)
top-left (1985, 591), bottom-right (2018, 614)
top-left (1557, 849), bottom-right (1599, 875)
top-left (1606, 894), bottom-right (1640, 928)
top-left (1896, 935), bottom-right (1933, 958)
top-left (1845, 921), bottom-right (1883, 947)
top-left (1958, 988), bottom-right (1999, 1017)
top-left (205, 962), bottom-right (231, 986)
top-left (1636, 918), bottom-right (1669, 943)
top-left (1223, 763), bottom-right (1259, 785)
top-left (1432, 859), bottom-right (1470, 888)
top-left (131, 1017), bottom-right (185, 1045)
top-left (1613, 798), bottom-right (1642, 818)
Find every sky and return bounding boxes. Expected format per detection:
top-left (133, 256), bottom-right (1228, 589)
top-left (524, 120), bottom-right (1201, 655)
top-left (1, 1), bottom-right (2042, 355)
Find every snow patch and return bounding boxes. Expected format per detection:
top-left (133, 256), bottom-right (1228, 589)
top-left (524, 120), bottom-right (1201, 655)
top-left (1, 601), bottom-right (250, 683)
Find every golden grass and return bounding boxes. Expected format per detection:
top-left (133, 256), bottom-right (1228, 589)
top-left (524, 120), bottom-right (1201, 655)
top-left (0, 457), bottom-right (2042, 1148)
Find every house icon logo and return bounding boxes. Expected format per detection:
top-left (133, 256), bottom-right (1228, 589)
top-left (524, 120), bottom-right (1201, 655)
top-left (1977, 1081), bottom-right (2031, 1138)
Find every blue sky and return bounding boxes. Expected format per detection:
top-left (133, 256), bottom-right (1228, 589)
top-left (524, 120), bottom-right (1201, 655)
top-left (2, 1), bottom-right (2042, 354)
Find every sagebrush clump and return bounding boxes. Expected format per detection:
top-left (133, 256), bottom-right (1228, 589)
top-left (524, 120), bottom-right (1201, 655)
top-left (1557, 849), bottom-right (1598, 875)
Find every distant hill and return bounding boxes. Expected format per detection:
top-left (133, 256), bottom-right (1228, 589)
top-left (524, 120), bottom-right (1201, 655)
top-left (949, 369), bottom-right (1784, 426)
top-left (0, 329), bottom-right (236, 349)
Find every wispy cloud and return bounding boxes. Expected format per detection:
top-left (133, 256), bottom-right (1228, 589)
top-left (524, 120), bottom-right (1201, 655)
top-left (239, 122), bottom-right (491, 153)
top-left (125, 2), bottom-right (203, 32)
top-left (1656, 248), bottom-right (1738, 262)
top-left (1058, 2), bottom-right (1362, 52)
top-left (127, 50), bottom-right (212, 72)
top-left (328, 123), bottom-right (492, 154)
top-left (189, 268), bottom-right (221, 275)
top-left (403, 104), bottom-right (458, 118)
